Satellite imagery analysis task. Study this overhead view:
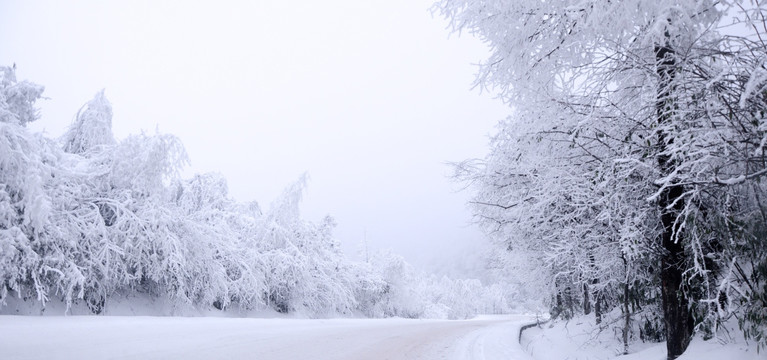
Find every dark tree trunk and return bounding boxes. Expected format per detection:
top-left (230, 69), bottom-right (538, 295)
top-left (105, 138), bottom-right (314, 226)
top-left (594, 284), bottom-right (602, 325)
top-left (623, 281), bottom-right (630, 355)
top-left (583, 282), bottom-right (592, 315)
top-left (588, 254), bottom-right (600, 323)
top-left (621, 255), bottom-right (631, 355)
top-left (655, 42), bottom-right (694, 360)
top-left (553, 292), bottom-right (563, 320)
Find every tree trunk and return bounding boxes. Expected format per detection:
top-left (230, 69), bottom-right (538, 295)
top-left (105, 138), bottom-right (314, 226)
top-left (655, 42), bottom-right (694, 360)
top-left (589, 254), bottom-right (600, 324)
top-left (594, 284), bottom-right (602, 325)
top-left (622, 254), bottom-right (631, 355)
top-left (583, 282), bottom-right (592, 315)
top-left (623, 281), bottom-right (630, 355)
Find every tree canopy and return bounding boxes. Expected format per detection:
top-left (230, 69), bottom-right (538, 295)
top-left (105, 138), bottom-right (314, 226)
top-left (437, 1), bottom-right (767, 357)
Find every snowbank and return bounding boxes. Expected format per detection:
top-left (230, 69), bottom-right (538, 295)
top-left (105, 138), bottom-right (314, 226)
top-left (521, 315), bottom-right (762, 360)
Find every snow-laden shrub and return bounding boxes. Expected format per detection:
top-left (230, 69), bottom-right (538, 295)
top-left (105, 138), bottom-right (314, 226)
top-left (363, 251), bottom-right (425, 318)
top-left (257, 176), bottom-right (357, 316)
top-left (355, 251), bottom-right (512, 319)
top-left (62, 90), bottom-right (114, 156)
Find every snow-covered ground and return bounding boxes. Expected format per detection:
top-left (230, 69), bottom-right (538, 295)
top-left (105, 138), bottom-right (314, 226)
top-left (521, 316), bottom-right (763, 360)
top-left (4, 311), bottom-right (760, 360)
top-left (0, 314), bottom-right (536, 360)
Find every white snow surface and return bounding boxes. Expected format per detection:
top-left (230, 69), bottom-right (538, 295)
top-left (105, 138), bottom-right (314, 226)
top-left (521, 316), bottom-right (763, 360)
top-left (0, 314), bottom-right (536, 360)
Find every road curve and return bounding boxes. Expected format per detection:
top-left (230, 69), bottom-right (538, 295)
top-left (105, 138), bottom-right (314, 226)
top-left (0, 314), bottom-right (536, 359)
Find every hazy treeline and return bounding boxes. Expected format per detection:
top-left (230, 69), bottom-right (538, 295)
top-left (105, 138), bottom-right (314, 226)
top-left (0, 66), bottom-right (510, 319)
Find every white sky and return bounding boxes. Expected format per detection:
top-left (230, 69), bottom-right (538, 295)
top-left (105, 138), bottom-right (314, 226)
top-left (0, 0), bottom-right (509, 269)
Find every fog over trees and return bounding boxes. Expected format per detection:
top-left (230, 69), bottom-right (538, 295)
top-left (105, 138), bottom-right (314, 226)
top-left (437, 0), bottom-right (767, 358)
top-left (0, 66), bottom-right (510, 319)
top-left (3, 1), bottom-right (767, 359)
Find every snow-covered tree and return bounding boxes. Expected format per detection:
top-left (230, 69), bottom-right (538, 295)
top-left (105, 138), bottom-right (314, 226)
top-left (0, 65), bottom-right (44, 126)
top-left (1, 66), bottom-right (513, 321)
top-left (438, 1), bottom-right (767, 357)
top-left (62, 90), bottom-right (114, 156)
top-left (0, 65), bottom-right (51, 306)
top-left (256, 176), bottom-right (358, 315)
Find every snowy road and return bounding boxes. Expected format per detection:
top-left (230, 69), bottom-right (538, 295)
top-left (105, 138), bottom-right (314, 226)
top-left (0, 314), bottom-right (535, 360)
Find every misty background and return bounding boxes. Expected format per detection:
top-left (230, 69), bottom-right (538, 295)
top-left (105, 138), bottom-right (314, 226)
top-left (0, 0), bottom-right (509, 272)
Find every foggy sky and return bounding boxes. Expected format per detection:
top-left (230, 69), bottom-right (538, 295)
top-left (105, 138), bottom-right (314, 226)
top-left (0, 0), bottom-right (509, 270)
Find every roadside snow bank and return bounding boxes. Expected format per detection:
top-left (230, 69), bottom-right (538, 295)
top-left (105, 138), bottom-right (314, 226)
top-left (621, 336), bottom-right (763, 360)
top-left (521, 315), bottom-right (762, 360)
top-left (450, 314), bottom-right (537, 360)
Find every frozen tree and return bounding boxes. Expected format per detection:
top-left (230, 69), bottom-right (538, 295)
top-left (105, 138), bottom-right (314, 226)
top-left (256, 176), bottom-right (358, 315)
top-left (438, 1), bottom-right (767, 357)
top-left (0, 65), bottom-right (44, 126)
top-left (62, 90), bottom-right (115, 155)
top-left (0, 66), bottom-right (51, 306)
top-left (353, 250), bottom-right (511, 319)
top-left (1, 66), bottom-right (513, 320)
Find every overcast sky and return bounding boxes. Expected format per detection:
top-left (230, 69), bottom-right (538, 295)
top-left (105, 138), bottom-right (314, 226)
top-left (0, 0), bottom-right (509, 270)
